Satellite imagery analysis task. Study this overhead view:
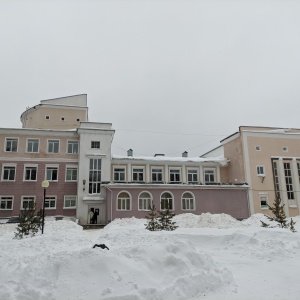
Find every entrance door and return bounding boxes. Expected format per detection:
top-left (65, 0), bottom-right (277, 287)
top-left (88, 205), bottom-right (103, 224)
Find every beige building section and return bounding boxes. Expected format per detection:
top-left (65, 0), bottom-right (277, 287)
top-left (20, 94), bottom-right (88, 130)
top-left (218, 126), bottom-right (300, 217)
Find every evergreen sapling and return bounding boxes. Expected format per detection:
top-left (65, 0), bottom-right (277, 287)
top-left (15, 203), bottom-right (43, 239)
top-left (145, 204), bottom-right (160, 231)
top-left (158, 199), bottom-right (178, 231)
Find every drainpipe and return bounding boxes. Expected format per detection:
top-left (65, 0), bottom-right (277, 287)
top-left (106, 186), bottom-right (113, 223)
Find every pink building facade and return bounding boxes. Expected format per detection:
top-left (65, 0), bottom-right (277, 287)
top-left (0, 95), bottom-right (250, 225)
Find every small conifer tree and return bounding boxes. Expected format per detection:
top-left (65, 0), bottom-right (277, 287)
top-left (289, 218), bottom-right (297, 233)
top-left (261, 197), bottom-right (296, 232)
top-left (15, 203), bottom-right (42, 239)
top-left (158, 199), bottom-right (178, 231)
top-left (145, 204), bottom-right (160, 231)
top-left (266, 197), bottom-right (288, 228)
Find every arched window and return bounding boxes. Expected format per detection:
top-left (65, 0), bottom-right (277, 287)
top-left (138, 192), bottom-right (152, 210)
top-left (160, 192), bottom-right (173, 210)
top-left (117, 191), bottom-right (131, 210)
top-left (182, 192), bottom-right (195, 210)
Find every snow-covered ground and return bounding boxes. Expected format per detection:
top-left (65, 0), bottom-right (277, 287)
top-left (0, 213), bottom-right (300, 300)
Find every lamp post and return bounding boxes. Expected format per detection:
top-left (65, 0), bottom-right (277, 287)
top-left (41, 180), bottom-right (49, 234)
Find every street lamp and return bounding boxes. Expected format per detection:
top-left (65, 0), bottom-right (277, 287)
top-left (41, 180), bottom-right (49, 234)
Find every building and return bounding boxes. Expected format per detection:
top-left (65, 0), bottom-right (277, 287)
top-left (105, 152), bottom-right (249, 222)
top-left (203, 126), bottom-right (300, 217)
top-left (0, 95), bottom-right (249, 224)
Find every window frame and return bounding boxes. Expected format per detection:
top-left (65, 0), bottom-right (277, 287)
top-left (89, 158), bottom-right (101, 194)
top-left (117, 191), bottom-right (131, 211)
top-left (283, 162), bottom-right (295, 203)
top-left (21, 196), bottom-right (36, 210)
top-left (65, 166), bottom-right (78, 182)
top-left (5, 137), bottom-right (18, 153)
top-left (67, 140), bottom-right (79, 154)
top-left (23, 164), bottom-right (38, 181)
top-left (187, 168), bottom-right (198, 183)
top-left (64, 196), bottom-right (77, 209)
top-left (160, 191), bottom-right (174, 210)
top-left (151, 167), bottom-right (163, 182)
top-left (204, 168), bottom-right (216, 183)
top-left (47, 139), bottom-right (60, 154)
top-left (26, 138), bottom-right (39, 153)
top-left (45, 196), bottom-right (57, 209)
top-left (138, 191), bottom-right (153, 211)
top-left (0, 196), bottom-right (14, 210)
top-left (113, 166), bottom-right (126, 182)
top-left (181, 192), bottom-right (195, 210)
top-left (169, 168), bottom-right (181, 183)
top-left (259, 193), bottom-right (269, 210)
top-left (256, 165), bottom-right (265, 176)
top-left (132, 167), bottom-right (144, 182)
top-left (91, 141), bottom-right (100, 149)
top-left (45, 165), bottom-right (59, 182)
top-left (1, 164), bottom-right (16, 181)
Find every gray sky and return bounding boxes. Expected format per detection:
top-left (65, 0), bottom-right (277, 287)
top-left (1, 0), bottom-right (300, 157)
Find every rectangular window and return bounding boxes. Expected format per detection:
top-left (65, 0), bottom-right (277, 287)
top-left (204, 169), bottom-right (216, 183)
top-left (132, 168), bottom-right (144, 182)
top-left (0, 196), bottom-right (13, 210)
top-left (114, 167), bottom-right (126, 181)
top-left (48, 140), bottom-right (59, 153)
top-left (182, 198), bottom-right (194, 210)
top-left (169, 169), bottom-right (180, 182)
top-left (187, 169), bottom-right (198, 183)
top-left (67, 141), bottom-right (79, 154)
top-left (64, 196), bottom-right (77, 208)
top-left (2, 166), bottom-right (16, 181)
top-left (89, 158), bottom-right (101, 194)
top-left (91, 141), bottom-right (100, 149)
top-left (24, 166), bottom-right (37, 181)
top-left (66, 167), bottom-right (78, 181)
top-left (27, 139), bottom-right (39, 153)
top-left (5, 138), bottom-right (18, 152)
top-left (21, 196), bottom-right (35, 210)
top-left (117, 198), bottom-right (130, 210)
top-left (273, 161), bottom-right (281, 199)
top-left (257, 166), bottom-right (265, 176)
top-left (260, 194), bottom-right (268, 209)
top-left (46, 166), bottom-right (58, 181)
top-left (45, 196), bottom-right (56, 209)
top-left (284, 162), bottom-right (295, 205)
top-left (151, 168), bottom-right (163, 182)
top-left (160, 198), bottom-right (173, 210)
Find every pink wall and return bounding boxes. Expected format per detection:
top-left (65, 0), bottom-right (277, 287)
top-left (105, 187), bottom-right (249, 222)
top-left (0, 160), bottom-right (77, 218)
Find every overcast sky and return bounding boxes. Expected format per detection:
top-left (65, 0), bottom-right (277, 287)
top-left (1, 0), bottom-right (300, 157)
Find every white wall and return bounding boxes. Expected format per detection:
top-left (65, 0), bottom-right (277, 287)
top-left (76, 123), bottom-right (114, 224)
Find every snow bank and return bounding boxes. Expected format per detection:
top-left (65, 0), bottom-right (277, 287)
top-left (1, 213), bottom-right (300, 299)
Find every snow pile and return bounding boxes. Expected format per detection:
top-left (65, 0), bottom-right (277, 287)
top-left (241, 213), bottom-right (277, 227)
top-left (174, 213), bottom-right (244, 228)
top-left (0, 213), bottom-right (300, 299)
